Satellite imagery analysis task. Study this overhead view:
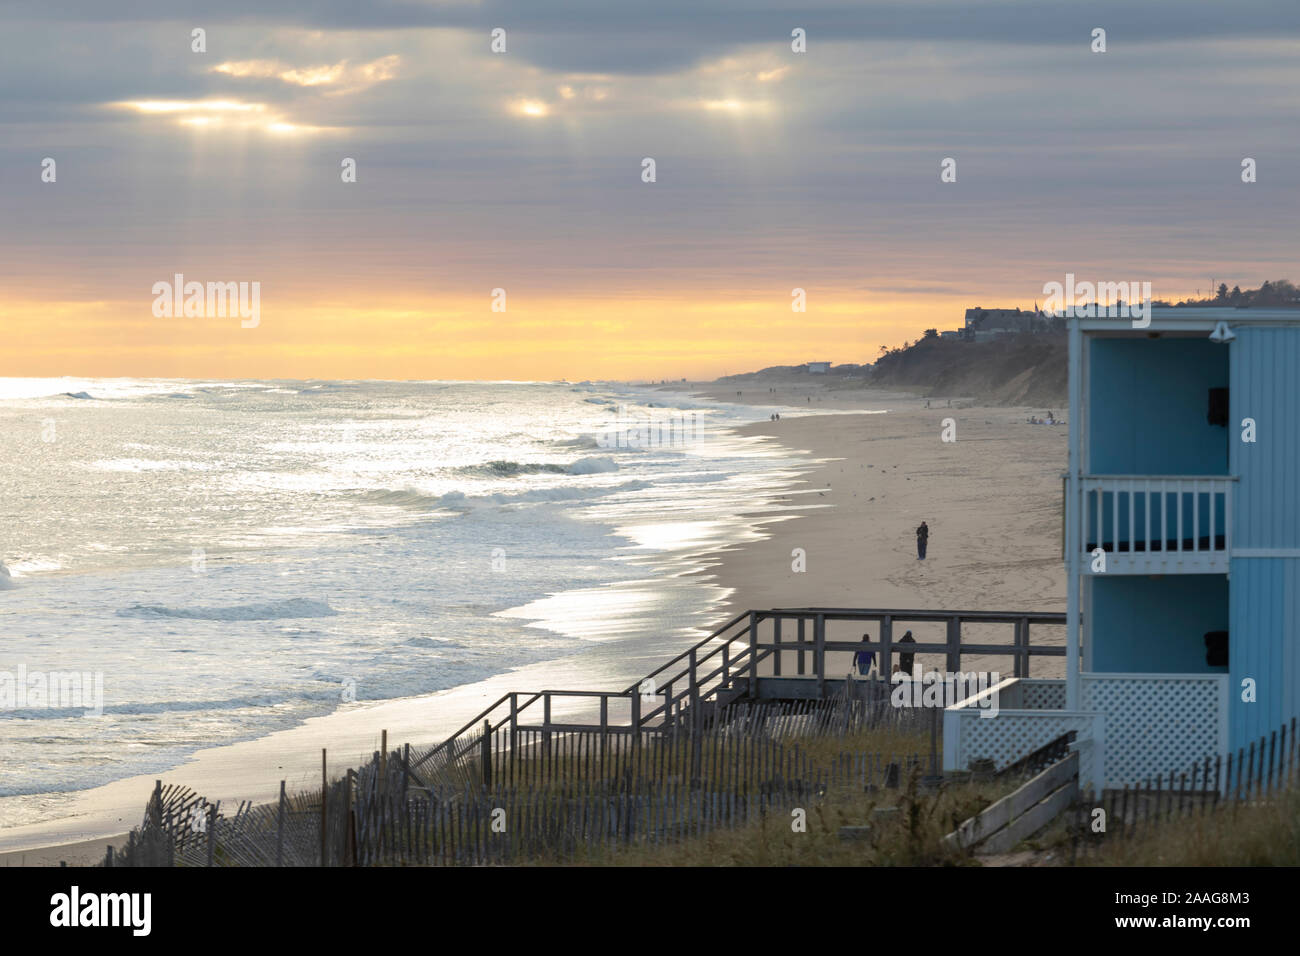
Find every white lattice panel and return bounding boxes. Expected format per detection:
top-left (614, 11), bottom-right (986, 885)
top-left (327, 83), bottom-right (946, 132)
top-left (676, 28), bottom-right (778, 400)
top-left (946, 709), bottom-right (1098, 787)
top-left (1020, 680), bottom-right (1067, 710)
top-left (1081, 674), bottom-right (1226, 787)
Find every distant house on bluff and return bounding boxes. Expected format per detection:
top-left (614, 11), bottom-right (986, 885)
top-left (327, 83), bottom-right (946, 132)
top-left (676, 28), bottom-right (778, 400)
top-left (964, 307), bottom-right (1037, 339)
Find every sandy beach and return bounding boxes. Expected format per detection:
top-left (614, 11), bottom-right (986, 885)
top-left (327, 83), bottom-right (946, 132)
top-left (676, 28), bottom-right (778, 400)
top-left (0, 382), bottom-right (1067, 865)
top-left (689, 378), bottom-right (1068, 679)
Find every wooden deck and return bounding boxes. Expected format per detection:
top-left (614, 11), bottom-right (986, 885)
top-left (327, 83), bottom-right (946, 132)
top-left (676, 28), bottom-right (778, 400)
top-left (413, 606), bottom-right (1066, 773)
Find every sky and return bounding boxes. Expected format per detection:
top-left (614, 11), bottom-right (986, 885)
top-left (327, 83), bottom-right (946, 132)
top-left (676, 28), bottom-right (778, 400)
top-left (2, 1), bottom-right (1298, 381)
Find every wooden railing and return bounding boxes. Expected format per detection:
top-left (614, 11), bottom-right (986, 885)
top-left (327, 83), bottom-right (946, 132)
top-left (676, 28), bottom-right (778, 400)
top-left (1079, 475), bottom-right (1234, 571)
top-left (750, 607), bottom-right (1066, 687)
top-left (410, 607), bottom-right (1065, 776)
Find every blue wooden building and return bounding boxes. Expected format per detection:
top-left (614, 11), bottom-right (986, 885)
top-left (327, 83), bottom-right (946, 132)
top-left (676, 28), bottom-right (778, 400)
top-left (945, 307), bottom-right (1300, 788)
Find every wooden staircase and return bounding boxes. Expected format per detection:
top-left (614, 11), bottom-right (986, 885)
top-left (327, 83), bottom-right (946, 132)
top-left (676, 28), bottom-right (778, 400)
top-left (410, 607), bottom-right (1065, 777)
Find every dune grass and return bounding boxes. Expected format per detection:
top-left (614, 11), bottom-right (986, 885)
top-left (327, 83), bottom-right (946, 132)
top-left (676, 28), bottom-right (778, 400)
top-left (550, 764), bottom-right (1013, 867)
top-left (1072, 786), bottom-right (1300, 866)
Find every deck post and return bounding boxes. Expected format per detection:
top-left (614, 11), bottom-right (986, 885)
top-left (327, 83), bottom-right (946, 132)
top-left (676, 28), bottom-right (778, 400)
top-left (542, 693), bottom-right (552, 759)
top-left (797, 616), bottom-right (806, 675)
top-left (1011, 618), bottom-right (1021, 677)
top-left (946, 617), bottom-right (961, 673)
top-left (814, 614), bottom-right (826, 697)
top-left (773, 616), bottom-right (782, 677)
top-left (599, 694), bottom-right (609, 768)
top-left (631, 691), bottom-right (643, 776)
top-left (688, 648), bottom-right (699, 737)
top-left (748, 612), bottom-right (758, 697)
top-left (880, 615), bottom-right (893, 677)
top-left (481, 719), bottom-right (492, 789)
top-left (1016, 617), bottom-right (1030, 677)
top-left (689, 654), bottom-right (702, 781)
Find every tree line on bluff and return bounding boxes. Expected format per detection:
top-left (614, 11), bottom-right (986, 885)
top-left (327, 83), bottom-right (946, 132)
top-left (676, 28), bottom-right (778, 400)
top-left (869, 280), bottom-right (1297, 406)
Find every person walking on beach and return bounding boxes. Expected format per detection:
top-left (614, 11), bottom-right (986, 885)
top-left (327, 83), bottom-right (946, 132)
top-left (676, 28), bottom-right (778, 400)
top-left (897, 630), bottom-right (916, 678)
top-left (854, 634), bottom-right (876, 678)
top-left (916, 520), bottom-right (929, 560)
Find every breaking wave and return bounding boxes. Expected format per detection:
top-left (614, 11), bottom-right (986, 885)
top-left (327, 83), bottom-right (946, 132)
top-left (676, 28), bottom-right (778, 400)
top-left (117, 598), bottom-right (339, 621)
top-left (453, 456), bottom-right (618, 478)
top-left (434, 480), bottom-right (650, 511)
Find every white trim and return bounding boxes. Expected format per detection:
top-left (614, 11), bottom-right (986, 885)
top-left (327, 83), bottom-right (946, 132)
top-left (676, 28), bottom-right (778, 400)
top-left (1066, 319), bottom-right (1083, 709)
top-left (1078, 308), bottom-right (1300, 333)
top-left (1085, 473), bottom-right (1238, 481)
top-left (1081, 334), bottom-right (1090, 475)
top-left (1082, 576), bottom-right (1093, 671)
top-left (946, 675), bottom-right (1018, 711)
top-left (1081, 671), bottom-right (1223, 681)
top-left (1079, 552), bottom-right (1230, 575)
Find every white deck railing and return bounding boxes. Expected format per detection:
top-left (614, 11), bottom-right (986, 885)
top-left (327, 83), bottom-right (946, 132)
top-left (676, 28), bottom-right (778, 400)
top-left (944, 672), bottom-right (1229, 790)
top-left (1080, 475), bottom-right (1233, 573)
top-left (943, 678), bottom-right (1104, 790)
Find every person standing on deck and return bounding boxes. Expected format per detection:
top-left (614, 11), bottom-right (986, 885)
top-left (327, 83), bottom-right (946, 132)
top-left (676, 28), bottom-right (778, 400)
top-left (897, 630), bottom-right (917, 678)
top-left (916, 521), bottom-right (929, 560)
top-left (854, 633), bottom-right (876, 678)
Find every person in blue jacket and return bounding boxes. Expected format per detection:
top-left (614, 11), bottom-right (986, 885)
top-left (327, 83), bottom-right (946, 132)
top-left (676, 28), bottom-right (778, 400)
top-left (854, 633), bottom-right (876, 677)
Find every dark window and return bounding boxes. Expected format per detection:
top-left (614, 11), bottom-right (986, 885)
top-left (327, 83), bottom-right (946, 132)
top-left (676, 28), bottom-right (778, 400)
top-left (1208, 387), bottom-right (1229, 427)
top-left (1204, 630), bottom-right (1228, 667)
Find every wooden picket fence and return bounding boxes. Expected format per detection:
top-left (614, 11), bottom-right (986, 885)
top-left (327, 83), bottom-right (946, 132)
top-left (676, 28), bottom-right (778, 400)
top-left (106, 693), bottom-right (936, 867)
top-left (104, 698), bottom-right (1300, 867)
top-left (1066, 717), bottom-right (1300, 860)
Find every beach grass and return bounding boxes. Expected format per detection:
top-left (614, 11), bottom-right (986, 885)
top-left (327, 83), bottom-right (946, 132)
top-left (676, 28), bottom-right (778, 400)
top-left (459, 722), bottom-right (1028, 867)
top-left (553, 764), bottom-right (1013, 867)
top-left (1068, 786), bottom-right (1300, 866)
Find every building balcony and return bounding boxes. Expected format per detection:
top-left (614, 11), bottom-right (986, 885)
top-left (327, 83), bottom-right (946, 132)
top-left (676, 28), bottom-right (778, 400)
top-left (1074, 475), bottom-right (1234, 574)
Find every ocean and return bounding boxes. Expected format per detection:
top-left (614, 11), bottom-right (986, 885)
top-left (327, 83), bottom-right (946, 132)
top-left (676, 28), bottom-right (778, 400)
top-left (0, 378), bottom-right (817, 825)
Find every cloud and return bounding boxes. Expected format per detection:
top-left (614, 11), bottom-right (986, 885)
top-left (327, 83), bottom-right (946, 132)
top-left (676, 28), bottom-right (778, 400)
top-left (212, 59), bottom-right (346, 86)
top-left (107, 97), bottom-right (337, 135)
top-left (510, 98), bottom-right (550, 117)
top-left (3, 0), bottom-right (1299, 378)
top-left (211, 54), bottom-right (400, 94)
top-left (6, 2), bottom-right (1300, 75)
